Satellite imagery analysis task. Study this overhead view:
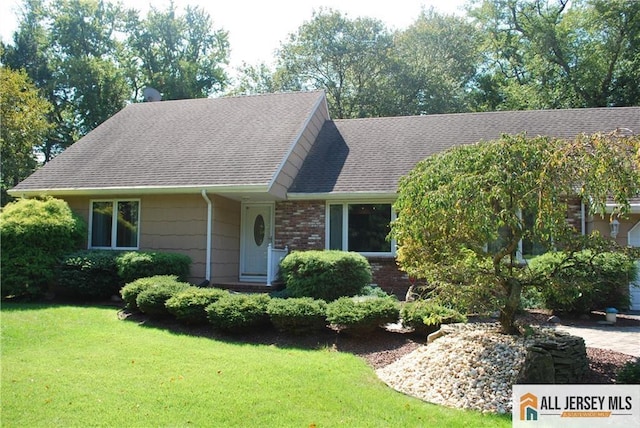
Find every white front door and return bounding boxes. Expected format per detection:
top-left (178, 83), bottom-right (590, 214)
top-left (240, 204), bottom-right (273, 281)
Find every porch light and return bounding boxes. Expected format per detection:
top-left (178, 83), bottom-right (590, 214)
top-left (610, 218), bottom-right (620, 239)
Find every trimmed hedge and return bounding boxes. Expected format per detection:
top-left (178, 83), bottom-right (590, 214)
top-left (400, 300), bottom-right (467, 335)
top-left (136, 280), bottom-right (191, 317)
top-left (57, 251), bottom-right (122, 299)
top-left (326, 296), bottom-right (400, 335)
top-left (205, 293), bottom-right (271, 333)
top-left (529, 250), bottom-right (636, 313)
top-left (1, 197), bottom-right (86, 299)
top-left (279, 250), bottom-right (372, 301)
top-left (166, 288), bottom-right (230, 324)
top-left (116, 251), bottom-right (191, 283)
top-left (267, 297), bottom-right (327, 334)
top-left (120, 275), bottom-right (181, 310)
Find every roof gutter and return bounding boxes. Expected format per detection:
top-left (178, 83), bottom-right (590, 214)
top-left (201, 190), bottom-right (212, 283)
top-left (287, 191), bottom-right (398, 201)
top-left (8, 184), bottom-right (270, 198)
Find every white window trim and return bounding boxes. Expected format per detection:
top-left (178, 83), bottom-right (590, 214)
top-left (325, 201), bottom-right (396, 257)
top-left (89, 199), bottom-right (141, 250)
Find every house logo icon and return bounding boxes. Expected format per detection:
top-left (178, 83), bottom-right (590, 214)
top-left (520, 392), bottom-right (538, 421)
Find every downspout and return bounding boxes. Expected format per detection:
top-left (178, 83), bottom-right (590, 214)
top-left (581, 202), bottom-right (586, 236)
top-left (201, 190), bottom-right (212, 283)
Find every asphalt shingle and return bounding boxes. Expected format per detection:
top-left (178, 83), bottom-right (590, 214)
top-left (12, 91), bottom-right (326, 192)
top-left (290, 107), bottom-right (640, 194)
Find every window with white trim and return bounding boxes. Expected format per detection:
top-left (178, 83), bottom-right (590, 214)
top-left (327, 203), bottom-right (395, 255)
top-left (89, 200), bottom-right (140, 249)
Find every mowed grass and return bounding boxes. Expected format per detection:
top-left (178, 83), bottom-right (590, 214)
top-left (1, 303), bottom-right (510, 427)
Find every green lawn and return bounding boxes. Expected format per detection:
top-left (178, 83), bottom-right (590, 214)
top-left (1, 303), bottom-right (511, 427)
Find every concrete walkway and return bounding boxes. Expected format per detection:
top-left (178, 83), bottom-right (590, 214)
top-left (555, 324), bottom-right (640, 357)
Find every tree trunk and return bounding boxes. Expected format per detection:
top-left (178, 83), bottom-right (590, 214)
top-left (499, 278), bottom-right (522, 335)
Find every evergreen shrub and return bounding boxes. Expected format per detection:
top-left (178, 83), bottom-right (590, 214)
top-left (136, 280), bottom-right (190, 317)
top-left (116, 251), bottom-right (191, 284)
top-left (325, 296), bottom-right (399, 335)
top-left (400, 300), bottom-right (467, 335)
top-left (206, 293), bottom-right (271, 332)
top-left (530, 250), bottom-right (636, 313)
top-left (57, 250), bottom-right (121, 299)
top-left (279, 250), bottom-right (372, 301)
top-left (0, 197), bottom-right (86, 299)
top-left (166, 287), bottom-right (229, 324)
top-left (266, 297), bottom-right (327, 334)
top-left (120, 275), bottom-right (181, 310)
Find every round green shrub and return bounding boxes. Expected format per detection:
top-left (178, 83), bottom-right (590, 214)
top-left (616, 358), bottom-right (640, 384)
top-left (205, 293), bottom-right (271, 333)
top-left (325, 296), bottom-right (400, 335)
top-left (266, 297), bottom-right (327, 334)
top-left (116, 251), bottom-right (192, 284)
top-left (400, 300), bottom-right (467, 335)
top-left (166, 287), bottom-right (230, 324)
top-left (1, 197), bottom-right (86, 299)
top-left (57, 250), bottom-right (122, 299)
top-left (136, 280), bottom-right (190, 317)
top-left (530, 250), bottom-right (636, 313)
top-left (120, 275), bottom-right (181, 310)
top-left (279, 250), bottom-right (372, 301)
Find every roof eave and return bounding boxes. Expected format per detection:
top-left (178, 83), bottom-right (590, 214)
top-left (287, 191), bottom-right (398, 201)
top-left (8, 184), bottom-right (271, 198)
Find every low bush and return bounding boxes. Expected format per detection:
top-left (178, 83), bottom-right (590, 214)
top-left (266, 297), bottom-right (327, 334)
top-left (325, 296), bottom-right (400, 335)
top-left (206, 294), bottom-right (271, 333)
top-left (57, 251), bottom-right (122, 299)
top-left (530, 250), bottom-right (636, 313)
top-left (116, 251), bottom-right (192, 284)
top-left (400, 300), bottom-right (467, 335)
top-left (120, 275), bottom-right (181, 310)
top-left (616, 358), bottom-right (640, 384)
top-left (136, 280), bottom-right (191, 317)
top-left (279, 250), bottom-right (372, 301)
top-left (166, 288), bottom-right (230, 324)
top-left (1, 197), bottom-right (86, 299)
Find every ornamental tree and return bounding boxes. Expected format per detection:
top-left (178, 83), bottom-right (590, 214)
top-left (390, 132), bottom-right (640, 334)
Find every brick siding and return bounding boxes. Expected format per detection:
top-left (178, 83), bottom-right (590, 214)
top-left (274, 200), bottom-right (410, 298)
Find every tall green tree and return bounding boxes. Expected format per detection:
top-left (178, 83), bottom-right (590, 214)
top-left (126, 3), bottom-right (229, 100)
top-left (274, 9), bottom-right (397, 118)
top-left (0, 66), bottom-right (53, 205)
top-left (469, 0), bottom-right (640, 109)
top-left (391, 132), bottom-right (640, 334)
top-left (393, 8), bottom-right (481, 115)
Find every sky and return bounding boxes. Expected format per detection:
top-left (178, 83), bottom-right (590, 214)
top-left (0, 0), bottom-right (467, 72)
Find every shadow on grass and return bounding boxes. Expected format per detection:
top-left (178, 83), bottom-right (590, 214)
top-left (118, 307), bottom-right (424, 367)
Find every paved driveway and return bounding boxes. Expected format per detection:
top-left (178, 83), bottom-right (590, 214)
top-left (555, 325), bottom-right (640, 357)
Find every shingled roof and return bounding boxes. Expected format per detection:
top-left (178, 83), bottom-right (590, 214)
top-left (289, 106), bottom-right (640, 196)
top-left (10, 90), bottom-right (640, 199)
top-left (11, 90), bottom-right (326, 195)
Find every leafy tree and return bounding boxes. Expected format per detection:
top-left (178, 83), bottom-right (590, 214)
top-left (468, 0), bottom-right (640, 109)
top-left (0, 66), bottom-right (52, 205)
top-left (391, 132), bottom-right (640, 334)
top-left (126, 3), bottom-right (229, 100)
top-left (274, 9), bottom-right (397, 118)
top-left (393, 8), bottom-right (482, 115)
